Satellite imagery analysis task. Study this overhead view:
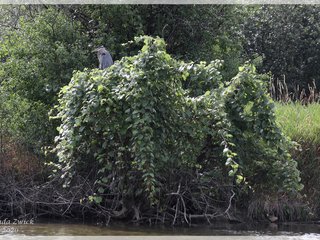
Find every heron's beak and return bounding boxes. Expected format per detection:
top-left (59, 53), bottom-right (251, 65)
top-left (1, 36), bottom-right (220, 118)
top-left (92, 48), bottom-right (99, 53)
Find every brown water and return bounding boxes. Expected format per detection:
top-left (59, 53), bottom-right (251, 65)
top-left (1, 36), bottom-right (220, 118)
top-left (1, 221), bottom-right (320, 236)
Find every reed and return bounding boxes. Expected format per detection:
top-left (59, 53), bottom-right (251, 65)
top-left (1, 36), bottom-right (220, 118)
top-left (270, 77), bottom-right (320, 104)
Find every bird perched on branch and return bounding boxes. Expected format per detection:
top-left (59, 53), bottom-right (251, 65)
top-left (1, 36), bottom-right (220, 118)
top-left (92, 46), bottom-right (113, 70)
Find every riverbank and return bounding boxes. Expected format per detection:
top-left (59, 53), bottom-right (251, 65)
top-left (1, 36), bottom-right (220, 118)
top-left (0, 103), bottom-right (319, 225)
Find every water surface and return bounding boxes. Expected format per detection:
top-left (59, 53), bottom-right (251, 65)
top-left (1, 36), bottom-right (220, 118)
top-left (1, 221), bottom-right (320, 236)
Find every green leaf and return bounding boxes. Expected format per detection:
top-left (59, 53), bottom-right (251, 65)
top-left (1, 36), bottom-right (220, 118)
top-left (94, 196), bottom-right (103, 204)
top-left (98, 85), bottom-right (104, 93)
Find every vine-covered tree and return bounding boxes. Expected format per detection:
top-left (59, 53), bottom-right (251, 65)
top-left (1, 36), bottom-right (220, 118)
top-left (52, 36), bottom-right (302, 222)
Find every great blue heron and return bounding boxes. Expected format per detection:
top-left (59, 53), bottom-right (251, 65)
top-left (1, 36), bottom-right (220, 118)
top-left (92, 46), bottom-right (113, 70)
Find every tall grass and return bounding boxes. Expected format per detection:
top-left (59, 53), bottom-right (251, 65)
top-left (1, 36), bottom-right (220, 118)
top-left (275, 103), bottom-right (320, 217)
top-left (275, 103), bottom-right (320, 144)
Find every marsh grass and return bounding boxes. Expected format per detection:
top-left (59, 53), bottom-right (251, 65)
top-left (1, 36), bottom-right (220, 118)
top-left (275, 103), bottom-right (320, 144)
top-left (275, 103), bottom-right (320, 217)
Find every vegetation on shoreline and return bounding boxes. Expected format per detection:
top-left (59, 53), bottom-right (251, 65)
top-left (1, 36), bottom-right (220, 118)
top-left (275, 103), bottom-right (320, 217)
top-left (0, 5), bottom-right (320, 225)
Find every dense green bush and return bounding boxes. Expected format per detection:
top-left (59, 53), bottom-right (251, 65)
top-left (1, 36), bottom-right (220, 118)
top-left (224, 65), bottom-right (303, 193)
top-left (52, 36), bottom-right (302, 220)
top-left (0, 92), bottom-right (55, 152)
top-left (0, 8), bottom-right (91, 150)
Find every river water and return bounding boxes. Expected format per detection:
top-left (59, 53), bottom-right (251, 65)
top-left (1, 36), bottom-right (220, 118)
top-left (0, 221), bottom-right (320, 237)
